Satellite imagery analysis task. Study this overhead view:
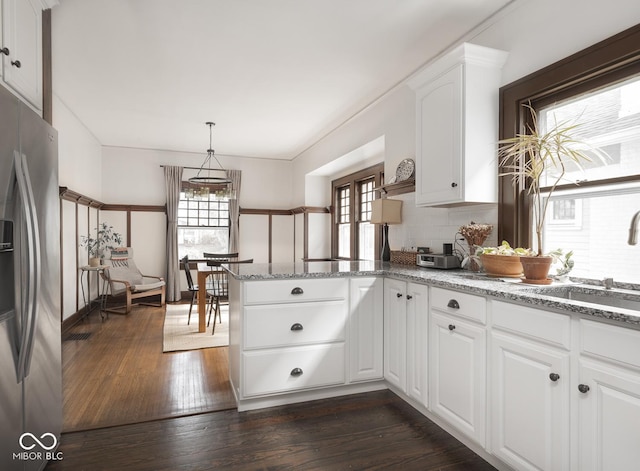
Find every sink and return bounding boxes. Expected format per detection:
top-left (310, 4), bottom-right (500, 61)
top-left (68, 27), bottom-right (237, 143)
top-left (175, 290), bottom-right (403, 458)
top-left (533, 286), bottom-right (640, 311)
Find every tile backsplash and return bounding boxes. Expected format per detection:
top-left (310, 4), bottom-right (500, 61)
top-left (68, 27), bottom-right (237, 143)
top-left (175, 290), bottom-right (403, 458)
top-left (387, 193), bottom-right (499, 258)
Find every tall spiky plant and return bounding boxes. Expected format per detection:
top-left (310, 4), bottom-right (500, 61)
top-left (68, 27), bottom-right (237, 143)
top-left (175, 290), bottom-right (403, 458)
top-left (498, 104), bottom-right (607, 256)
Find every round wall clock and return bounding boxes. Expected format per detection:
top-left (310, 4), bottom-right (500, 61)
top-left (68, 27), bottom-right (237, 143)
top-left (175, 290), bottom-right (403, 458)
top-left (395, 158), bottom-right (415, 182)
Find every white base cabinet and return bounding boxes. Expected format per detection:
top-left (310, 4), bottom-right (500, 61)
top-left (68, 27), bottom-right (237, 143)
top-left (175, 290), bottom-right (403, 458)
top-left (383, 279), bottom-right (428, 407)
top-left (430, 310), bottom-right (486, 446)
top-left (349, 277), bottom-right (383, 383)
top-left (577, 319), bottom-right (640, 471)
top-left (491, 332), bottom-right (570, 470)
top-left (229, 276), bottom-right (386, 411)
top-left (490, 301), bottom-right (571, 471)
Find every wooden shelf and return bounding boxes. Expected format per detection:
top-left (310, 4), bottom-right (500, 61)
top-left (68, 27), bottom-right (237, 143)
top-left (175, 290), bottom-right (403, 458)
top-left (374, 178), bottom-right (415, 197)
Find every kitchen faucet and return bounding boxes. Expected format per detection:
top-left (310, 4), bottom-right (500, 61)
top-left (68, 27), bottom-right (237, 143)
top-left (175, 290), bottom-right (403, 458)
top-left (629, 210), bottom-right (640, 245)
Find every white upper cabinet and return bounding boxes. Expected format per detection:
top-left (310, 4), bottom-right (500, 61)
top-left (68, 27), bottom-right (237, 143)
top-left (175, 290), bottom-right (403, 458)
top-left (408, 43), bottom-right (508, 207)
top-left (1, 0), bottom-right (56, 112)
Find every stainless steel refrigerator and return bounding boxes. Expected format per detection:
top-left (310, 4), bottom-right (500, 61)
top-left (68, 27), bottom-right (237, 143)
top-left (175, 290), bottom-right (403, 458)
top-left (0, 84), bottom-right (62, 470)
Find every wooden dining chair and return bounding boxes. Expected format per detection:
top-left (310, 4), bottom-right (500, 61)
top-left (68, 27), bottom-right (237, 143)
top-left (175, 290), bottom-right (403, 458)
top-left (206, 258), bottom-right (253, 334)
top-left (203, 252), bottom-right (239, 262)
top-left (181, 255), bottom-right (213, 325)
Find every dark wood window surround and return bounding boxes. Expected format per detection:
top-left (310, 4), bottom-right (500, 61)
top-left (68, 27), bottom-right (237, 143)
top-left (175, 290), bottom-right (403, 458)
top-left (331, 163), bottom-right (384, 260)
top-left (499, 23), bottom-right (640, 248)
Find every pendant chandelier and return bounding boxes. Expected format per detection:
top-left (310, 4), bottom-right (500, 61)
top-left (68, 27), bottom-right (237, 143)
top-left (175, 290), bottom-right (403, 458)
top-left (186, 122), bottom-right (235, 200)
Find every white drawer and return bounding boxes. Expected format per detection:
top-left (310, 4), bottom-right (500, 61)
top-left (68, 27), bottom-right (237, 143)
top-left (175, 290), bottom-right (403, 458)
top-left (581, 319), bottom-right (640, 369)
top-left (430, 287), bottom-right (486, 324)
top-left (244, 301), bottom-right (347, 349)
top-left (242, 343), bottom-right (346, 397)
top-left (492, 300), bottom-right (571, 349)
top-left (244, 278), bottom-right (347, 305)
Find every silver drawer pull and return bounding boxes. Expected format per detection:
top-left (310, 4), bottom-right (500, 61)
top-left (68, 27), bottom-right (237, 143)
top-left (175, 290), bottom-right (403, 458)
top-left (291, 287), bottom-right (304, 295)
top-left (290, 323), bottom-right (304, 331)
top-left (447, 299), bottom-right (460, 309)
top-left (290, 368), bottom-right (303, 377)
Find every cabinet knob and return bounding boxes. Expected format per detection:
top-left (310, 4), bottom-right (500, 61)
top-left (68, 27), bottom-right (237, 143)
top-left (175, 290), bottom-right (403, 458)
top-left (291, 287), bottom-right (304, 295)
top-left (0, 47), bottom-right (9, 56)
top-left (549, 373), bottom-right (560, 382)
top-left (396, 292), bottom-right (403, 298)
top-left (290, 367), bottom-right (303, 377)
top-left (448, 324), bottom-right (456, 331)
top-left (447, 299), bottom-right (460, 309)
top-left (290, 323), bottom-right (303, 331)
top-left (406, 295), bottom-right (413, 300)
top-left (578, 384), bottom-right (590, 394)
top-left (11, 59), bottom-right (21, 68)
top-left (451, 182), bottom-right (458, 188)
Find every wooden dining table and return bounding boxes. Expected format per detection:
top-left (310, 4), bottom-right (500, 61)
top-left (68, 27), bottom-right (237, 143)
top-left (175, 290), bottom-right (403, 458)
top-left (196, 262), bottom-right (221, 333)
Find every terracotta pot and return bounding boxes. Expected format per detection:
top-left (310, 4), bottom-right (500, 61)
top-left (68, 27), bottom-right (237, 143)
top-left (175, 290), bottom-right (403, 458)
top-left (520, 255), bottom-right (554, 281)
top-left (479, 254), bottom-right (523, 277)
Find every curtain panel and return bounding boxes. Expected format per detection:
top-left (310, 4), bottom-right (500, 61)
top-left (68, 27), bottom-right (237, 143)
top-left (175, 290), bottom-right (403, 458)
top-left (227, 169), bottom-right (242, 253)
top-left (164, 166), bottom-right (183, 301)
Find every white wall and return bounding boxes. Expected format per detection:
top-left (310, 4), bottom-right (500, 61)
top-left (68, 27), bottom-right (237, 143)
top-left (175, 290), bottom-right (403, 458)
top-left (53, 94), bottom-right (103, 199)
top-left (101, 146), bottom-right (293, 208)
top-left (53, 94), bottom-right (104, 320)
top-left (291, 0), bottom-right (640, 255)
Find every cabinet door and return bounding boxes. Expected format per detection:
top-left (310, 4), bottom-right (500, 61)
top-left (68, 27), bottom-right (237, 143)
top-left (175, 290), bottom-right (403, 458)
top-left (415, 65), bottom-right (462, 206)
top-left (578, 359), bottom-right (640, 471)
top-left (406, 282), bottom-right (428, 406)
top-left (491, 332), bottom-right (570, 471)
top-left (349, 277), bottom-right (383, 382)
top-left (1, 0), bottom-right (42, 109)
top-left (430, 311), bottom-right (486, 446)
top-left (384, 278), bottom-right (406, 391)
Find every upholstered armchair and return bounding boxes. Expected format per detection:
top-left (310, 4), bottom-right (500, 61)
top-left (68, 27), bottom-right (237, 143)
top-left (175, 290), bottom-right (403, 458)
top-left (102, 247), bottom-right (166, 314)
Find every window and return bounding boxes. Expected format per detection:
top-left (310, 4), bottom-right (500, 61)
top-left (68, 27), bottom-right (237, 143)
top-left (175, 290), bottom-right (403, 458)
top-left (499, 25), bottom-right (640, 283)
top-left (332, 164), bottom-right (384, 260)
top-left (177, 187), bottom-right (229, 258)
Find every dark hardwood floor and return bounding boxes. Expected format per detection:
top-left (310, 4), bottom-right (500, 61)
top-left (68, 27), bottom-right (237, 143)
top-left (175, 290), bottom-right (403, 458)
top-left (52, 303), bottom-right (495, 470)
top-left (46, 390), bottom-right (495, 471)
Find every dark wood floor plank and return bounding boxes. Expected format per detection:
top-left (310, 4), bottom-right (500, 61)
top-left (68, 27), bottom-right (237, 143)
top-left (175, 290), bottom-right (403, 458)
top-left (46, 391), bottom-right (495, 471)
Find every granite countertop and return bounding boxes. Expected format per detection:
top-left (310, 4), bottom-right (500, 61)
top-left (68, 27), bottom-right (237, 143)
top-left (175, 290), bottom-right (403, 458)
top-left (226, 261), bottom-right (640, 327)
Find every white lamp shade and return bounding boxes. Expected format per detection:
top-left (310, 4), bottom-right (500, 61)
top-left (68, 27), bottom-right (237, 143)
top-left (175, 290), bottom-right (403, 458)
top-left (371, 199), bottom-right (402, 224)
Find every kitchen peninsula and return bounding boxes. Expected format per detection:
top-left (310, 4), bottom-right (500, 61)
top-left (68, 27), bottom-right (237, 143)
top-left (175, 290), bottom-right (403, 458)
top-left (226, 260), bottom-right (640, 471)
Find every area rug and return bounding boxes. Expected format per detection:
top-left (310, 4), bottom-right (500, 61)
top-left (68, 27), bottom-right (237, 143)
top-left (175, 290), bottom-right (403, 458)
top-left (163, 303), bottom-right (229, 352)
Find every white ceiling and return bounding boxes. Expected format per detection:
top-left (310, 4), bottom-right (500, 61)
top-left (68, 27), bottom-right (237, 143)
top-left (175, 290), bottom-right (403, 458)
top-left (51, 0), bottom-right (511, 161)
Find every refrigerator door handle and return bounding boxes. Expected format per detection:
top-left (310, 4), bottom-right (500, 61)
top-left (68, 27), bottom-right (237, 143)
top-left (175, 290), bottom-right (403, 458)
top-left (13, 151), bottom-right (41, 382)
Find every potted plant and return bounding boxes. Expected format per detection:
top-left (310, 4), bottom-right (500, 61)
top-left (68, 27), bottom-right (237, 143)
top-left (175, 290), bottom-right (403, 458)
top-left (497, 104), bottom-right (606, 282)
top-left (80, 222), bottom-right (123, 267)
top-left (459, 222), bottom-right (493, 272)
top-left (475, 240), bottom-right (533, 277)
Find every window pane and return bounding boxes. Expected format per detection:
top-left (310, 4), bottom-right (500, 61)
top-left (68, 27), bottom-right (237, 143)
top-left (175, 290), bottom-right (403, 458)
top-left (338, 187), bottom-right (350, 224)
top-left (542, 183), bottom-right (639, 283)
top-left (358, 222), bottom-right (375, 260)
top-left (178, 187), bottom-right (230, 256)
top-left (535, 75), bottom-right (640, 283)
top-left (178, 227), bottom-right (229, 259)
top-left (338, 223), bottom-right (350, 258)
top-left (359, 180), bottom-right (374, 222)
top-left (540, 75), bottom-right (640, 185)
